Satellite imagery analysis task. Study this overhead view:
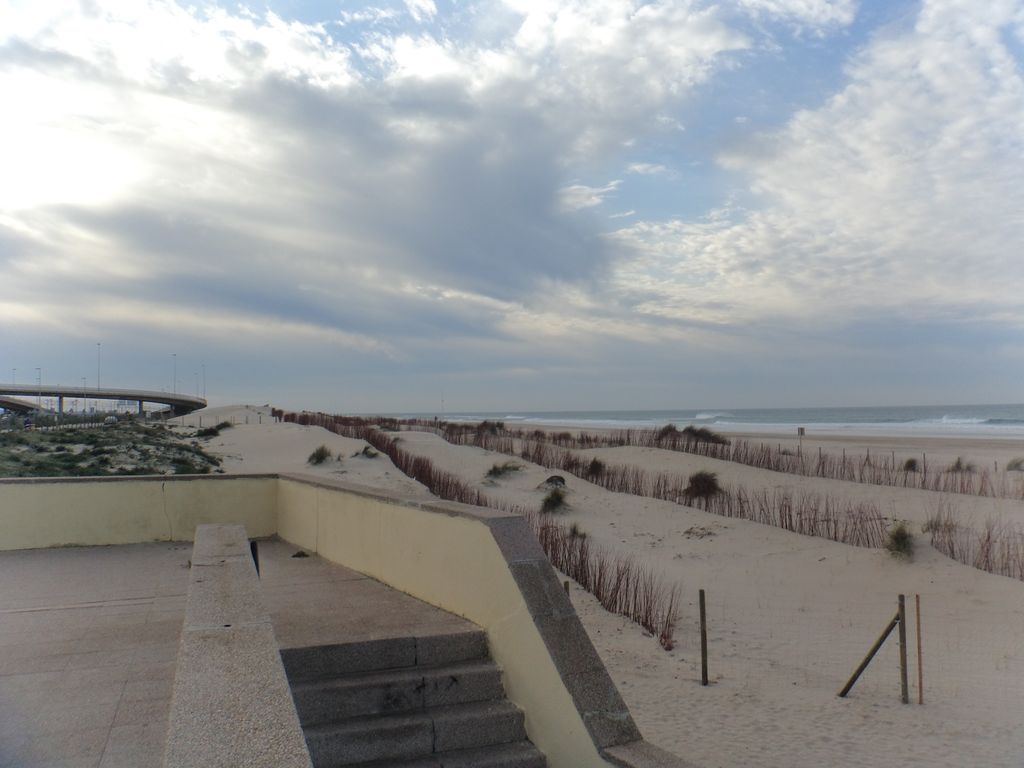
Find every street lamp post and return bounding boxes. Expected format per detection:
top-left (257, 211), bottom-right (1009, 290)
top-left (82, 377), bottom-right (87, 416)
top-left (172, 353), bottom-right (177, 395)
top-left (35, 367), bottom-right (41, 411)
top-left (96, 342), bottom-right (101, 414)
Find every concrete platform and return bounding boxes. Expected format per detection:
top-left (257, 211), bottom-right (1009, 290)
top-left (0, 539), bottom-right (478, 768)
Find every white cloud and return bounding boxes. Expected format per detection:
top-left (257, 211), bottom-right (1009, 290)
top-left (559, 180), bottom-right (622, 210)
top-left (404, 0), bottom-right (438, 23)
top-left (612, 0), bottom-right (1024, 327)
top-left (732, 0), bottom-right (857, 28)
top-left (626, 163), bottom-right (668, 175)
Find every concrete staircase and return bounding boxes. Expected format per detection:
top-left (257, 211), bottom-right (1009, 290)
top-left (282, 630), bottom-right (547, 768)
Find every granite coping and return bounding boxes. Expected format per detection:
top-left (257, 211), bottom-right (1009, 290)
top-left (163, 525), bottom-right (312, 768)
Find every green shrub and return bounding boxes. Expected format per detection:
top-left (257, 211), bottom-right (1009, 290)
top-left (172, 459), bottom-right (209, 475)
top-left (1007, 457), bottom-right (1024, 472)
top-left (903, 458), bottom-right (919, 473)
top-left (585, 458), bottom-right (606, 480)
top-left (308, 445), bottom-right (332, 465)
top-left (196, 426), bottom-right (220, 438)
top-left (885, 522), bottom-right (913, 558)
top-left (541, 488), bottom-right (566, 513)
top-left (681, 425), bottom-right (729, 445)
top-left (486, 461), bottom-right (521, 479)
top-left (683, 471), bottom-right (722, 506)
top-left (215, 421), bottom-right (233, 431)
top-left (361, 446), bottom-right (378, 458)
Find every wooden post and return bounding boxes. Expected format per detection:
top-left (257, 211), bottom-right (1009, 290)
top-left (838, 611), bottom-right (900, 698)
top-left (898, 594), bottom-right (909, 704)
top-left (916, 594), bottom-right (924, 705)
top-left (563, 580), bottom-right (570, 598)
top-left (699, 589), bottom-right (708, 686)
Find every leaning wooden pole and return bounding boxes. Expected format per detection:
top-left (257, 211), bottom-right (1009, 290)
top-left (838, 612), bottom-right (899, 698)
top-left (699, 589), bottom-right (708, 686)
top-left (898, 594), bottom-right (909, 704)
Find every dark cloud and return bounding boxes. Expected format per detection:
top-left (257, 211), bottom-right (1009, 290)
top-left (228, 75), bottom-right (612, 298)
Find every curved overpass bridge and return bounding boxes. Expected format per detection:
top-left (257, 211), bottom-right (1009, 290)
top-left (0, 385), bottom-right (206, 416)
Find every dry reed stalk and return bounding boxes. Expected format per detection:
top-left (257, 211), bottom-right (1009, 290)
top-left (401, 417), bottom-right (1024, 501)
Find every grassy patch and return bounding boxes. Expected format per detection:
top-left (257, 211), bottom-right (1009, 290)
top-left (541, 488), bottom-right (567, 513)
top-left (307, 445), bottom-right (332, 465)
top-left (683, 470), bottom-right (722, 506)
top-left (0, 422), bottom-right (222, 478)
top-left (486, 461), bottom-right (522, 479)
top-left (885, 521), bottom-right (913, 558)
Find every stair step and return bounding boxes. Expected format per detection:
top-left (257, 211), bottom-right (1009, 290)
top-left (305, 700), bottom-right (526, 768)
top-left (283, 631), bottom-right (489, 683)
top-left (292, 660), bottom-right (505, 725)
top-left (345, 741), bottom-right (546, 768)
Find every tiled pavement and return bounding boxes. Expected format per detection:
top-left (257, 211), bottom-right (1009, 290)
top-left (0, 542), bottom-right (189, 768)
top-left (0, 539), bottom-right (476, 767)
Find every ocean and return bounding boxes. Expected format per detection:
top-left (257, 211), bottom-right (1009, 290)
top-left (393, 404), bottom-right (1024, 439)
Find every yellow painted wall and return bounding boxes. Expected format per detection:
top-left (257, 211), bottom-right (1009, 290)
top-left (276, 477), bottom-right (609, 768)
top-left (0, 476), bottom-right (277, 550)
top-left (1, 473), bottom-right (613, 767)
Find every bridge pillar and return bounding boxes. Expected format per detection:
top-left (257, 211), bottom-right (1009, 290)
top-left (58, 396), bottom-right (64, 419)
top-left (138, 400), bottom-right (145, 416)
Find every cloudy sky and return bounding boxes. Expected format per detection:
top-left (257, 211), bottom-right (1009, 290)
top-left (1, 0), bottom-right (1022, 413)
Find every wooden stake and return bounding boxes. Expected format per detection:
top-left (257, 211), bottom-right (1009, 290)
top-left (699, 589), bottom-right (708, 686)
top-left (916, 594), bottom-right (924, 705)
top-left (564, 580), bottom-right (570, 598)
top-left (838, 611), bottom-right (899, 698)
top-left (898, 594), bottom-right (909, 704)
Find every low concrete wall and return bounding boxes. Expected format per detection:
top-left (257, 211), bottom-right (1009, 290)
top-left (0, 475), bottom-right (278, 550)
top-left (164, 524), bottom-right (311, 768)
top-left (277, 473), bottom-right (663, 768)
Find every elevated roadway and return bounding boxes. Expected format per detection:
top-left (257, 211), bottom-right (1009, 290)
top-left (0, 385), bottom-right (206, 416)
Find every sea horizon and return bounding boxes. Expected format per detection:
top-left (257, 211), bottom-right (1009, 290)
top-left (384, 403), bottom-right (1024, 439)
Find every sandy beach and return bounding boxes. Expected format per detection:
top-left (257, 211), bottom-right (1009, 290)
top-left (177, 407), bottom-right (1024, 768)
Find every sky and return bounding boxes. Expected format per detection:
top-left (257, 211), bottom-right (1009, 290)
top-left (1, 0), bottom-right (1022, 413)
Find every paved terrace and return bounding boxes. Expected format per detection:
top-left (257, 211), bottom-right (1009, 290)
top-left (0, 538), bottom-right (475, 768)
